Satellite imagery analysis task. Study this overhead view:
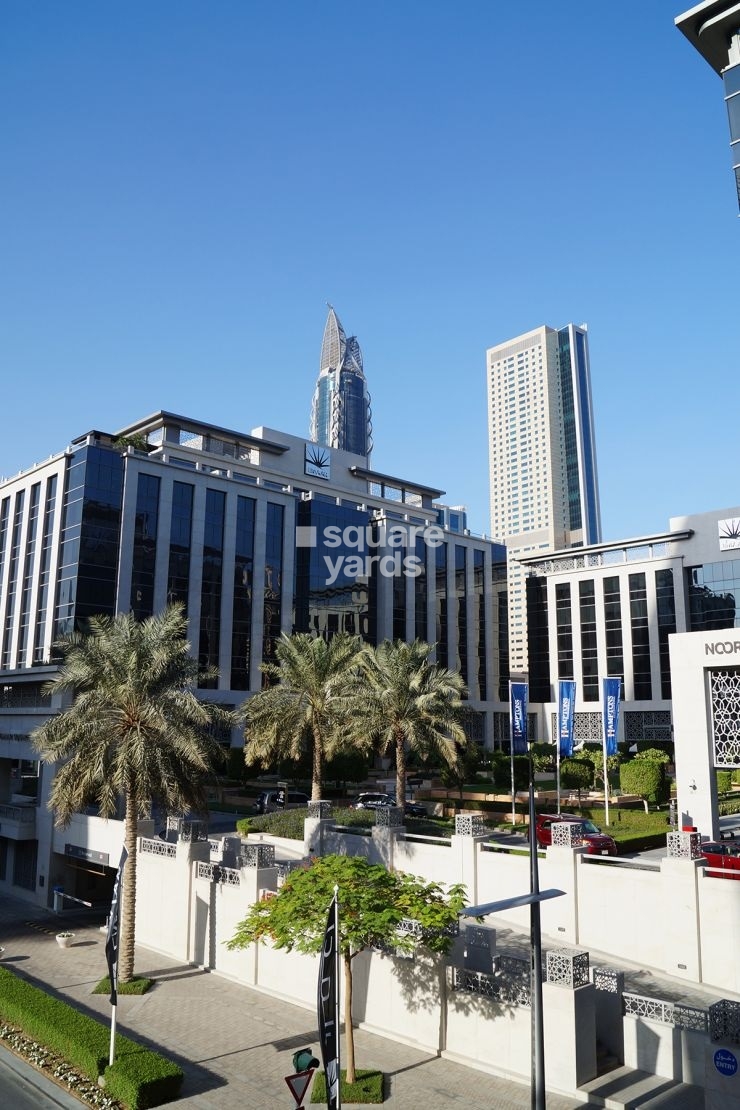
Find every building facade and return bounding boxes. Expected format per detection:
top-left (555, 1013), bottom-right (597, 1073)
top-left (309, 306), bottom-right (372, 458)
top-left (520, 505), bottom-right (740, 748)
top-left (676, 0), bottom-right (740, 211)
top-left (486, 323), bottom-right (601, 675)
top-left (0, 410), bottom-right (506, 907)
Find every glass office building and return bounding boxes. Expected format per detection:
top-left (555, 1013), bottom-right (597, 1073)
top-left (310, 306), bottom-right (372, 458)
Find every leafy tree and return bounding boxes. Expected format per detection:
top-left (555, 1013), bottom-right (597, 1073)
top-left (325, 749), bottom-right (371, 791)
top-left (529, 742), bottom-right (556, 773)
top-left (439, 740), bottom-right (483, 799)
top-left (32, 605), bottom-right (232, 982)
top-left (227, 855), bottom-right (466, 1084)
top-left (354, 639), bottom-right (467, 807)
top-left (560, 758), bottom-right (594, 804)
top-left (242, 633), bottom-right (363, 801)
top-left (619, 759), bottom-right (669, 812)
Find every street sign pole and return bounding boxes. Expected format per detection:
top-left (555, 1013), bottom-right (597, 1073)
top-left (285, 1068), bottom-right (315, 1108)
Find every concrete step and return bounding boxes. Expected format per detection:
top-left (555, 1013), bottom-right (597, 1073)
top-left (578, 1066), bottom-right (704, 1108)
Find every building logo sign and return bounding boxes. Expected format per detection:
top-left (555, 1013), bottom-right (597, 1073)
top-left (305, 444), bottom-right (331, 480)
top-left (718, 518), bottom-right (740, 551)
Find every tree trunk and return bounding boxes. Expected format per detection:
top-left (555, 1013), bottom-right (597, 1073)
top-left (344, 951), bottom-right (355, 1085)
top-left (395, 728), bottom-right (406, 814)
top-left (119, 793), bottom-right (138, 983)
top-left (312, 727), bottom-right (323, 801)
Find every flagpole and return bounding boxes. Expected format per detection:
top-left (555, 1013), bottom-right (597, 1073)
top-left (602, 680), bottom-right (611, 827)
top-left (109, 1003), bottom-right (117, 1067)
top-left (556, 740), bottom-right (561, 816)
top-left (334, 885), bottom-right (341, 1110)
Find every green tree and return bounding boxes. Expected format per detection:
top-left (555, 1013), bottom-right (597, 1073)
top-left (32, 605), bottom-right (232, 982)
top-left (439, 739), bottom-right (483, 799)
top-left (355, 639), bottom-right (467, 808)
top-left (561, 758), bottom-right (594, 805)
top-left (227, 854), bottom-right (466, 1084)
top-left (619, 759), bottom-right (669, 812)
top-left (243, 632), bottom-right (362, 801)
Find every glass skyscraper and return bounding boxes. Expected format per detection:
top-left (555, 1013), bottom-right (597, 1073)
top-left (310, 306), bottom-right (372, 458)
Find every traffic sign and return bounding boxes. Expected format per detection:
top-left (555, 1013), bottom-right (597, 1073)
top-left (285, 1068), bottom-right (315, 1107)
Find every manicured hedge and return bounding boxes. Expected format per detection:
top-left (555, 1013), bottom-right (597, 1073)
top-left (0, 966), bottom-right (183, 1109)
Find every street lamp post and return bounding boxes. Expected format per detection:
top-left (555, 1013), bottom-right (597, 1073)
top-left (463, 753), bottom-right (562, 1110)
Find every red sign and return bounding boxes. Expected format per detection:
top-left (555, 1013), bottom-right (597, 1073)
top-left (285, 1069), bottom-right (314, 1107)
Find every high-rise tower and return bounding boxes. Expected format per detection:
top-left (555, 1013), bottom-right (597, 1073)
top-left (676, 1), bottom-right (740, 213)
top-left (486, 323), bottom-right (601, 674)
top-left (310, 306), bottom-right (372, 458)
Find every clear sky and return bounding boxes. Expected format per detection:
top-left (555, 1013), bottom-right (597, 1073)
top-left (2, 1), bottom-right (737, 542)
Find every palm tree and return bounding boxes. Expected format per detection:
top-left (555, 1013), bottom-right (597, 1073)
top-left (32, 604), bottom-right (233, 982)
top-left (356, 639), bottom-right (468, 808)
top-left (243, 632), bottom-right (362, 800)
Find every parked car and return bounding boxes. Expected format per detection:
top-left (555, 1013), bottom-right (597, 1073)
top-left (535, 813), bottom-right (618, 856)
top-left (253, 789), bottom-right (310, 815)
top-left (351, 792), bottom-right (427, 818)
top-left (700, 840), bottom-right (740, 879)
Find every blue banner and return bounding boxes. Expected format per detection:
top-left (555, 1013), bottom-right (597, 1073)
top-left (558, 680), bottom-right (576, 758)
top-left (510, 682), bottom-right (528, 754)
top-left (602, 677), bottom-right (621, 756)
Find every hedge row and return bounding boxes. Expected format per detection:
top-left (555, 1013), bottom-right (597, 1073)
top-left (0, 967), bottom-right (183, 1109)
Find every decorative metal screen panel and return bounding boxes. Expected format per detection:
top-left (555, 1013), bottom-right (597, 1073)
top-left (709, 999), bottom-right (740, 1044)
top-left (592, 966), bottom-right (623, 994)
top-left (451, 965), bottom-right (531, 1008)
top-left (307, 800), bottom-right (331, 820)
top-left (551, 822), bottom-right (584, 848)
top-left (623, 993), bottom-right (709, 1034)
top-left (166, 816), bottom-right (208, 842)
top-left (624, 711), bottom-right (672, 742)
top-left (455, 813), bottom-right (486, 837)
top-left (710, 670), bottom-right (740, 768)
top-left (375, 806), bottom-right (403, 828)
top-left (667, 831), bottom-right (702, 860)
top-left (240, 843), bottom-right (275, 868)
top-left (546, 948), bottom-right (590, 988)
top-left (140, 837), bottom-right (176, 858)
top-left (196, 862), bottom-right (241, 885)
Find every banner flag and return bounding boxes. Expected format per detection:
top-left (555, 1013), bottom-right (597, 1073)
top-left (602, 677), bottom-right (621, 757)
top-left (558, 681), bottom-right (577, 759)
top-left (510, 682), bottom-right (529, 755)
top-left (105, 847), bottom-right (128, 1006)
top-left (317, 896), bottom-right (339, 1109)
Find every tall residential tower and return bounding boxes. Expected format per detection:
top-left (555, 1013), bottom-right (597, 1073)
top-left (487, 323), bottom-right (601, 675)
top-left (310, 306), bottom-right (372, 459)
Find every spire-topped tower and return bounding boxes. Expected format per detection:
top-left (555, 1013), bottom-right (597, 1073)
top-left (310, 306), bottom-right (372, 459)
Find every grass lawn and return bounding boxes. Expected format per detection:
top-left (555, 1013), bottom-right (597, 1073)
top-left (311, 1069), bottom-right (384, 1104)
top-left (92, 975), bottom-right (153, 996)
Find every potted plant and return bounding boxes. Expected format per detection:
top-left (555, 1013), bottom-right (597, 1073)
top-left (56, 931), bottom-right (75, 949)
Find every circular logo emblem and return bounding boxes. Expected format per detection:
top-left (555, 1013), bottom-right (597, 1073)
top-left (714, 1048), bottom-right (738, 1077)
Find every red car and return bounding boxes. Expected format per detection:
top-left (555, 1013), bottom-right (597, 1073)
top-left (535, 813), bottom-right (618, 856)
top-left (700, 841), bottom-right (740, 879)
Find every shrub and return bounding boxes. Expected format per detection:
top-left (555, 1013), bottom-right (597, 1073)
top-left (0, 966), bottom-right (183, 1108)
top-left (104, 1043), bottom-right (184, 1110)
top-left (619, 759), bottom-right (669, 808)
top-left (717, 770), bottom-right (734, 794)
top-left (733, 770), bottom-right (740, 786)
top-left (634, 747), bottom-right (671, 765)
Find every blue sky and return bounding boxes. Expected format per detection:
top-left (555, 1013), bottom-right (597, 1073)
top-left (2, 1), bottom-right (737, 542)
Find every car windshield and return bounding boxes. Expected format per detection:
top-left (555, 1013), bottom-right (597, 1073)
top-left (582, 820), bottom-right (601, 834)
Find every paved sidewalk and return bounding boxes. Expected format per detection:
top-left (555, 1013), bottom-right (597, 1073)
top-left (0, 893), bottom-right (587, 1109)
